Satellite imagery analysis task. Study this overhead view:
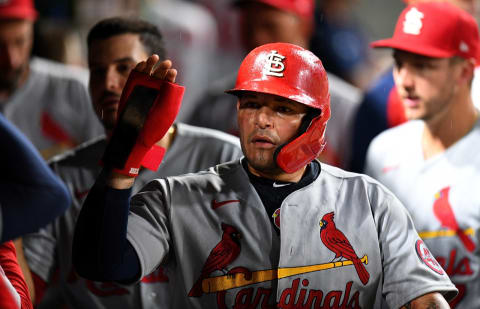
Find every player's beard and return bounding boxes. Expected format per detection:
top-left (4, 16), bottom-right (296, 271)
top-left (240, 140), bottom-right (284, 177)
top-left (0, 64), bottom-right (26, 94)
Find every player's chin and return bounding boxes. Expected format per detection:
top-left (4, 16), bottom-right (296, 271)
top-left (102, 114), bottom-right (118, 131)
top-left (245, 152), bottom-right (279, 173)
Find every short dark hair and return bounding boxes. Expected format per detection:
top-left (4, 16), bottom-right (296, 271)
top-left (87, 17), bottom-right (166, 59)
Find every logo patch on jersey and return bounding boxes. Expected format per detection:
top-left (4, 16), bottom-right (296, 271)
top-left (432, 187), bottom-right (476, 252)
top-left (211, 199), bottom-right (240, 210)
top-left (403, 7), bottom-right (424, 35)
top-left (272, 208), bottom-right (281, 229)
top-left (264, 50), bottom-right (286, 77)
top-left (319, 212), bottom-right (370, 285)
top-left (415, 239), bottom-right (444, 275)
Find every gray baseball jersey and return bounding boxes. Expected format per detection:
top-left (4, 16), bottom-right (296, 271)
top-left (126, 160), bottom-right (456, 309)
top-left (365, 119), bottom-right (480, 308)
top-left (0, 57), bottom-right (103, 159)
top-left (22, 123), bottom-right (242, 309)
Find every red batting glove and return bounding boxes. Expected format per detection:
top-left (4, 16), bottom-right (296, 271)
top-left (102, 70), bottom-right (184, 176)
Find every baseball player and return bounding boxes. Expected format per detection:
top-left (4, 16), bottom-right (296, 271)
top-left (21, 17), bottom-right (242, 309)
top-left (0, 0), bottom-right (103, 159)
top-left (350, 0), bottom-right (480, 173)
top-left (365, 2), bottom-right (480, 308)
top-left (73, 42), bottom-right (457, 308)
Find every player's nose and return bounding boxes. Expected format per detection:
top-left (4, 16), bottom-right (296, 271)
top-left (395, 66), bottom-right (415, 90)
top-left (254, 106), bottom-right (274, 129)
top-left (104, 67), bottom-right (123, 92)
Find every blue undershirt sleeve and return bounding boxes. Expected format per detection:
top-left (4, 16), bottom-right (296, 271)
top-left (72, 174), bottom-right (140, 282)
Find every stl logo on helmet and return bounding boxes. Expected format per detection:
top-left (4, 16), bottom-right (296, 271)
top-left (264, 50), bottom-right (286, 77)
top-left (403, 7), bottom-right (424, 35)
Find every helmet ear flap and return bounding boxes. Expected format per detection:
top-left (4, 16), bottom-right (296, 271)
top-left (275, 105), bottom-right (330, 173)
top-left (273, 109), bottom-right (320, 164)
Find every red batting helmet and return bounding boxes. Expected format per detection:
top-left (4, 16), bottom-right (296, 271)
top-left (226, 42), bottom-right (331, 173)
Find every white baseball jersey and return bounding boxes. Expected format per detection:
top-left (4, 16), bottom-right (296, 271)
top-left (126, 160), bottom-right (456, 309)
top-left (365, 119), bottom-right (480, 308)
top-left (22, 123), bottom-right (242, 309)
top-left (0, 57), bottom-right (103, 159)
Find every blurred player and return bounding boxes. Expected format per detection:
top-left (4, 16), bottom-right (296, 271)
top-left (21, 17), bottom-right (242, 309)
top-left (73, 42), bottom-right (456, 308)
top-left (0, 0), bottom-right (103, 159)
top-left (350, 0), bottom-right (480, 172)
top-left (365, 2), bottom-right (480, 307)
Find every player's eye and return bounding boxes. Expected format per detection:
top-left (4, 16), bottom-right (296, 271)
top-left (276, 105), bottom-right (294, 114)
top-left (117, 63), bottom-right (132, 75)
top-left (393, 58), bottom-right (403, 69)
top-left (239, 101), bottom-right (260, 109)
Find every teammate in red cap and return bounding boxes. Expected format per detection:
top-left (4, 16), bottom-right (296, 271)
top-left (365, 2), bottom-right (480, 308)
top-left (0, 0), bottom-right (103, 158)
top-left (350, 0), bottom-right (480, 173)
top-left (73, 43), bottom-right (457, 308)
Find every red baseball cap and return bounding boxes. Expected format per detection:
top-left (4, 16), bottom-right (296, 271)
top-left (371, 2), bottom-right (480, 60)
top-left (0, 0), bottom-right (38, 20)
top-left (234, 0), bottom-right (314, 21)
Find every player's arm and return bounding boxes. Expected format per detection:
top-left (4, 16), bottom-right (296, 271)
top-left (401, 292), bottom-right (449, 308)
top-left (0, 113), bottom-right (71, 242)
top-left (73, 55), bottom-right (182, 282)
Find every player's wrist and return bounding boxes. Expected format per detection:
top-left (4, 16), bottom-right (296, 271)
top-left (106, 170), bottom-right (136, 189)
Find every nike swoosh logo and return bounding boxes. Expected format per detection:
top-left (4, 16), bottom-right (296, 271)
top-left (211, 199), bottom-right (240, 210)
top-left (273, 182), bottom-right (291, 188)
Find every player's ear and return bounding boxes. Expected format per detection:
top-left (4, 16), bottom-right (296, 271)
top-left (461, 58), bottom-right (475, 87)
top-left (453, 56), bottom-right (475, 87)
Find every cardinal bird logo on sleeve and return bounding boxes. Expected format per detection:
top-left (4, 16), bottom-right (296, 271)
top-left (319, 212), bottom-right (370, 285)
top-left (188, 223), bottom-right (242, 297)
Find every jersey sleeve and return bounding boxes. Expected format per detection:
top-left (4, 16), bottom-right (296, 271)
top-left (126, 179), bottom-right (172, 279)
top-left (22, 224), bottom-right (57, 283)
top-left (371, 185), bottom-right (457, 307)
